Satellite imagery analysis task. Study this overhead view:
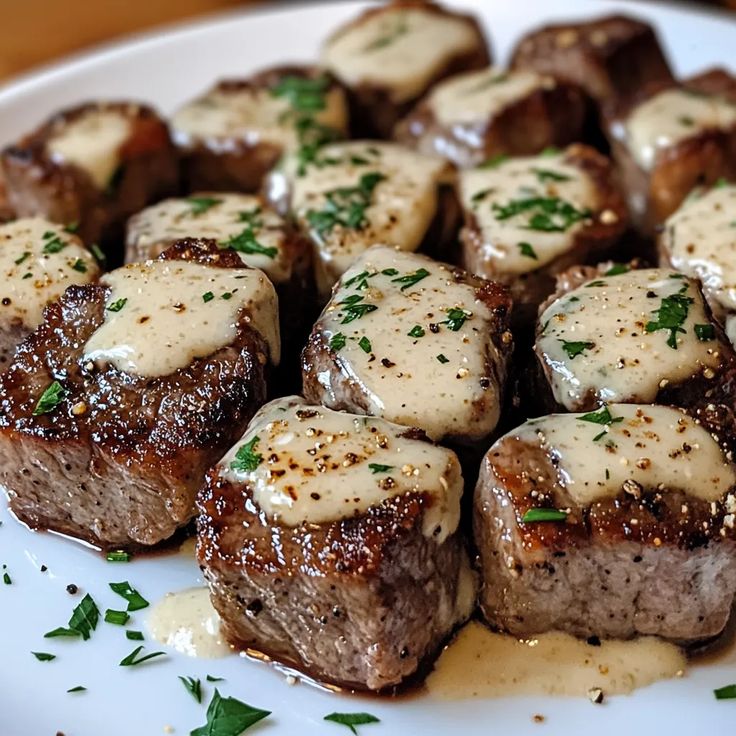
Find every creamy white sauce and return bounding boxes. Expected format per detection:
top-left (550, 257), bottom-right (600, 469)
top-left (512, 404), bottom-right (736, 506)
top-left (323, 7), bottom-right (481, 104)
top-left (83, 259), bottom-right (280, 377)
top-left (428, 67), bottom-right (551, 128)
top-left (47, 108), bottom-right (132, 190)
top-left (126, 194), bottom-right (293, 283)
top-left (0, 218), bottom-right (99, 330)
top-left (147, 587), bottom-right (231, 658)
top-left (172, 85), bottom-right (347, 152)
top-left (664, 185), bottom-right (736, 316)
top-left (623, 89), bottom-right (736, 170)
top-left (459, 152), bottom-right (597, 278)
top-left (317, 245), bottom-right (504, 441)
top-left (219, 395), bottom-right (463, 541)
top-left (536, 269), bottom-right (723, 408)
top-left (287, 141), bottom-right (448, 295)
top-left (427, 621), bottom-right (686, 699)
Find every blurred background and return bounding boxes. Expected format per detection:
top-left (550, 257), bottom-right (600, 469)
top-left (0, 0), bottom-right (734, 82)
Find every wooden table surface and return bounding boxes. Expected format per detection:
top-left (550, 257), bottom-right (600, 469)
top-left (0, 0), bottom-right (734, 82)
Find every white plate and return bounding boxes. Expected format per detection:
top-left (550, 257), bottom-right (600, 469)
top-left (1, 2), bottom-right (736, 734)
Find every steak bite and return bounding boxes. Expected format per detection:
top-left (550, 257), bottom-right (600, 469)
top-left (0, 218), bottom-right (100, 367)
top-left (535, 268), bottom-right (731, 412)
top-left (474, 404), bottom-right (736, 641)
top-left (604, 70), bottom-right (736, 233)
top-left (394, 66), bottom-right (586, 168)
top-left (1, 101), bottom-right (178, 260)
top-left (267, 141), bottom-right (454, 298)
top-left (660, 182), bottom-right (736, 346)
top-left (321, 0), bottom-right (490, 138)
top-left (458, 144), bottom-right (627, 325)
top-left (509, 14), bottom-right (673, 105)
top-left (302, 246), bottom-right (512, 445)
top-left (197, 395), bottom-right (476, 691)
top-left (0, 239), bottom-right (279, 549)
top-left (172, 66), bottom-right (349, 194)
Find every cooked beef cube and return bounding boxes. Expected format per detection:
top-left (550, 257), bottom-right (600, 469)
top-left (0, 101), bottom-right (178, 261)
top-left (0, 218), bottom-right (100, 367)
top-left (458, 144), bottom-right (627, 326)
top-left (604, 70), bottom-right (736, 233)
top-left (659, 182), bottom-right (736, 346)
top-left (198, 395), bottom-right (476, 690)
top-left (510, 14), bottom-right (673, 105)
top-left (172, 66), bottom-right (348, 194)
top-left (0, 239), bottom-right (279, 549)
top-left (302, 246), bottom-right (512, 445)
top-left (267, 141), bottom-right (455, 298)
top-left (394, 66), bottom-right (586, 168)
top-left (474, 404), bottom-right (736, 641)
top-left (322, 0), bottom-right (489, 138)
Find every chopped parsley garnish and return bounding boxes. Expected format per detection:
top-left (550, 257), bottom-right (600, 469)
top-left (64, 222), bottom-right (79, 234)
top-left (471, 188), bottom-right (491, 204)
top-left (41, 231), bottom-right (67, 254)
top-left (678, 115), bottom-right (694, 127)
top-left (540, 146), bottom-right (560, 157)
top-left (479, 154), bottom-right (508, 169)
top-left (71, 258), bottom-right (88, 273)
top-left (126, 630), bottom-right (144, 641)
top-left (518, 241), bottom-right (538, 260)
top-left (192, 689), bottom-right (271, 736)
top-left (436, 353), bottom-right (449, 364)
top-left (645, 286), bottom-right (694, 349)
top-left (714, 684), bottom-right (736, 700)
top-left (338, 294), bottom-right (378, 324)
top-left (492, 196), bottom-right (591, 232)
top-left (271, 74), bottom-right (329, 113)
top-left (604, 264), bottom-right (629, 276)
top-left (324, 712), bottom-right (380, 734)
top-left (238, 207), bottom-right (262, 226)
top-left (179, 675), bottom-right (203, 703)
top-left (188, 196), bottom-right (222, 215)
top-left (533, 167), bottom-right (571, 183)
top-left (443, 307), bottom-right (470, 331)
top-left (408, 325), bottom-right (425, 338)
top-left (104, 609), bottom-right (130, 626)
top-left (580, 405), bottom-right (624, 441)
top-left (694, 323), bottom-right (715, 341)
top-left (45, 593), bottom-right (100, 640)
top-left (22, 272), bottom-right (32, 279)
top-left (586, 280), bottom-right (607, 288)
top-left (344, 270), bottom-right (373, 290)
top-left (67, 686), bottom-right (86, 693)
top-left (33, 381), bottom-right (66, 416)
top-left (119, 645), bottom-right (166, 667)
top-left (90, 244), bottom-right (106, 266)
top-left (202, 291), bottom-right (215, 303)
top-left (381, 268), bottom-right (399, 276)
top-left (560, 340), bottom-right (595, 359)
top-left (109, 581), bottom-right (149, 612)
top-left (221, 291), bottom-right (233, 301)
top-left (206, 675), bottom-right (225, 682)
top-left (521, 508), bottom-right (568, 523)
top-left (107, 298), bottom-right (127, 313)
top-left (2, 566), bottom-right (10, 585)
top-left (363, 13), bottom-right (408, 52)
top-left (306, 172), bottom-right (386, 240)
top-left (329, 332), bottom-right (347, 351)
top-left (106, 550), bottom-right (130, 563)
top-left (219, 228), bottom-right (277, 259)
top-left (293, 116), bottom-right (342, 176)
top-left (391, 267), bottom-right (429, 291)
top-left (14, 251), bottom-right (30, 265)
top-left (358, 336), bottom-right (372, 353)
top-left (32, 651), bottom-right (56, 661)
top-left (368, 463), bottom-right (393, 474)
top-left (230, 436), bottom-right (263, 473)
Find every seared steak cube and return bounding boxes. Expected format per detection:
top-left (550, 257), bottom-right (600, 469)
top-left (659, 182), bottom-right (736, 346)
top-left (510, 14), bottom-right (673, 105)
top-left (1, 101), bottom-right (178, 260)
top-left (172, 66), bottom-right (349, 194)
top-left (0, 218), bottom-right (100, 367)
top-left (321, 0), bottom-right (490, 138)
top-left (458, 144), bottom-right (627, 325)
top-left (0, 239), bottom-right (279, 549)
top-left (267, 141), bottom-right (454, 298)
top-left (198, 395), bottom-right (475, 690)
top-left (302, 246), bottom-right (512, 445)
top-left (394, 66), bottom-right (586, 168)
top-left (605, 70), bottom-right (736, 233)
top-left (474, 404), bottom-right (736, 641)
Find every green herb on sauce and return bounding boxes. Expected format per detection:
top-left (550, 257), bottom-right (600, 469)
top-left (579, 405), bottom-right (624, 441)
top-left (219, 228), bottom-right (277, 259)
top-left (521, 508), bottom-right (568, 523)
top-left (436, 353), bottom-right (449, 364)
top-left (202, 292), bottom-right (215, 303)
top-left (391, 267), bottom-right (430, 291)
top-left (187, 197), bottom-right (222, 216)
top-left (338, 294), bottom-right (378, 324)
top-left (492, 196), bottom-right (591, 232)
top-left (271, 74), bottom-right (329, 113)
top-left (358, 336), bottom-right (372, 353)
top-left (230, 436), bottom-right (263, 473)
top-left (518, 241), bottom-right (538, 260)
top-left (694, 323), bottom-right (715, 341)
top-left (408, 325), bottom-right (425, 338)
top-left (368, 463), bottom-right (394, 474)
top-left (443, 307), bottom-right (471, 332)
top-left (533, 168), bottom-right (571, 183)
top-left (604, 264), bottom-right (629, 276)
top-left (41, 230), bottom-right (67, 254)
top-left (363, 14), bottom-right (408, 52)
top-left (560, 340), bottom-right (595, 360)
top-left (33, 381), bottom-right (67, 416)
top-left (107, 298), bottom-right (127, 313)
top-left (645, 286), bottom-right (694, 349)
top-left (329, 333), bottom-right (347, 351)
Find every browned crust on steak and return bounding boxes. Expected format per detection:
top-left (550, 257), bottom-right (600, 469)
top-left (0, 101), bottom-right (178, 261)
top-left (174, 66), bottom-right (347, 194)
top-left (325, 1), bottom-right (491, 138)
top-left (509, 14), bottom-right (673, 105)
top-left (0, 239), bottom-right (273, 548)
top-left (393, 77), bottom-right (587, 168)
top-left (459, 144), bottom-right (628, 327)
